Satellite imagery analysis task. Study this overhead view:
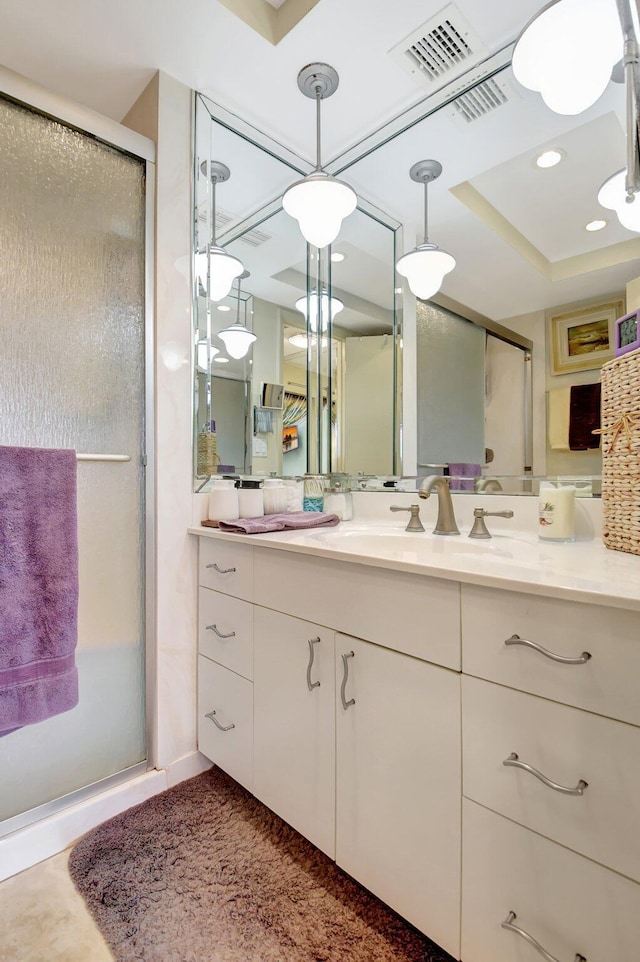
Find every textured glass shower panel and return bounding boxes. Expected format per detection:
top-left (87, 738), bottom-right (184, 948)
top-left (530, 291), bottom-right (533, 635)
top-left (417, 302), bottom-right (485, 467)
top-left (0, 98), bottom-right (146, 822)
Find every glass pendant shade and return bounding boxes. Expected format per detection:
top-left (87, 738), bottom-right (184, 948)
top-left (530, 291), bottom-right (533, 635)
top-left (295, 290), bottom-right (344, 332)
top-left (513, 0), bottom-right (622, 115)
top-left (396, 244), bottom-right (456, 300)
top-left (208, 246), bottom-right (244, 302)
top-left (283, 173), bottom-right (357, 249)
top-left (194, 251), bottom-right (208, 293)
top-left (598, 168), bottom-right (640, 231)
top-left (217, 324), bottom-right (257, 359)
top-left (197, 339), bottom-right (220, 372)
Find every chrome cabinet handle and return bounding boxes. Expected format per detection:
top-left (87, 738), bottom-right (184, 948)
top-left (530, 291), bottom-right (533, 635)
top-left (205, 709), bottom-right (235, 732)
top-left (505, 634), bottom-right (591, 665)
top-left (206, 563), bottom-right (237, 574)
top-left (340, 651), bottom-right (355, 709)
top-left (206, 624), bottom-right (236, 639)
top-left (306, 637), bottom-right (321, 691)
top-left (503, 754), bottom-right (588, 796)
top-left (502, 912), bottom-right (586, 962)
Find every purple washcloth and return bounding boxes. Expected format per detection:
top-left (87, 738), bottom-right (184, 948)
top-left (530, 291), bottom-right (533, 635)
top-left (0, 446), bottom-right (79, 736)
top-left (217, 511), bottom-right (340, 535)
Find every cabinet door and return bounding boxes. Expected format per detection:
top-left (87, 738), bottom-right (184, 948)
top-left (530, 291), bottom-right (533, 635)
top-left (253, 607), bottom-right (335, 858)
top-left (335, 633), bottom-right (461, 959)
top-left (198, 655), bottom-right (253, 791)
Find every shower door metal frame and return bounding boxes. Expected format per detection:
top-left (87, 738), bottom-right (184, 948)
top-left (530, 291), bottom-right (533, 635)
top-left (0, 65), bottom-right (157, 835)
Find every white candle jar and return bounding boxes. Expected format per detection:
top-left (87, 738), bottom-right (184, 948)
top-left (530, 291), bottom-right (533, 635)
top-left (538, 483), bottom-right (576, 542)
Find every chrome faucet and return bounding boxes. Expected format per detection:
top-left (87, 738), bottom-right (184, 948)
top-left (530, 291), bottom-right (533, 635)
top-left (418, 475), bottom-right (460, 536)
top-left (389, 504), bottom-right (425, 532)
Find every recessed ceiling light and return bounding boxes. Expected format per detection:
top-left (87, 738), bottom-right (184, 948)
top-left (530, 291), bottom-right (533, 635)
top-left (535, 148), bottom-right (565, 169)
top-left (331, 252), bottom-right (345, 262)
top-left (217, 305), bottom-right (231, 312)
top-left (214, 356), bottom-right (230, 363)
top-left (585, 218), bottom-right (607, 232)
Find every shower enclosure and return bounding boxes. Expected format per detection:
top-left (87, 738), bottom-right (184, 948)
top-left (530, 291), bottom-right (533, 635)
top-left (0, 74), bottom-right (154, 832)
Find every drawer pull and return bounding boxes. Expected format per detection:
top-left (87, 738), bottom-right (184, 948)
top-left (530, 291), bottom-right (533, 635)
top-left (502, 912), bottom-right (586, 962)
top-left (306, 637), bottom-right (321, 691)
top-left (503, 753), bottom-right (588, 796)
top-left (205, 710), bottom-right (235, 732)
top-left (206, 624), bottom-right (236, 639)
top-left (206, 563), bottom-right (237, 574)
top-left (505, 634), bottom-right (591, 665)
top-left (340, 651), bottom-right (355, 710)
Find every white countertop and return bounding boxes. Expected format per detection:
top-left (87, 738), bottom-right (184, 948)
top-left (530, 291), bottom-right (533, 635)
top-left (188, 519), bottom-right (640, 612)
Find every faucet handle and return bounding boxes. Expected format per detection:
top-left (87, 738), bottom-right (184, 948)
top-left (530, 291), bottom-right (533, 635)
top-left (469, 507), bottom-right (514, 539)
top-left (390, 504), bottom-right (425, 532)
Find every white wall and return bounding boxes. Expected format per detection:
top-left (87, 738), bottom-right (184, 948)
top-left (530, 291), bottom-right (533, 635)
top-left (344, 334), bottom-right (394, 474)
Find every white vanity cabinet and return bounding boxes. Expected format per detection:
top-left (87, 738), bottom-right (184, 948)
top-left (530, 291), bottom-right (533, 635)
top-left (253, 607), bottom-right (335, 858)
top-left (335, 633), bottom-right (461, 958)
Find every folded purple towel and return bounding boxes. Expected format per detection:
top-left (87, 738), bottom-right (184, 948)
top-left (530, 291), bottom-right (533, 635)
top-left (0, 446), bottom-right (79, 736)
top-left (217, 511), bottom-right (340, 535)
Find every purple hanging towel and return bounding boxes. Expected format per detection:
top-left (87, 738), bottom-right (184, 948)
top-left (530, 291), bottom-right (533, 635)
top-left (0, 446), bottom-right (79, 736)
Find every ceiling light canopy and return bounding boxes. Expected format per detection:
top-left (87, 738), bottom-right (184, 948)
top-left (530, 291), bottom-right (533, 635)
top-left (282, 64), bottom-right (357, 248)
top-left (513, 0), bottom-right (622, 115)
top-left (395, 160), bottom-right (455, 300)
top-left (598, 168), bottom-right (640, 231)
top-left (217, 270), bottom-right (257, 359)
top-left (295, 290), bottom-right (344, 332)
top-left (203, 161), bottom-right (244, 302)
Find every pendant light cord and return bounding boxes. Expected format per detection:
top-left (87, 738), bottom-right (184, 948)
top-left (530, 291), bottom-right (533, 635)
top-left (423, 179), bottom-right (430, 245)
top-left (315, 85), bottom-right (323, 172)
top-left (211, 172), bottom-right (217, 246)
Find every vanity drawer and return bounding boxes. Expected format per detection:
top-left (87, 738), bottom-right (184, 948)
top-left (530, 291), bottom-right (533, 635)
top-left (254, 548), bottom-right (461, 670)
top-left (199, 538), bottom-right (253, 600)
top-left (462, 798), bottom-right (640, 962)
top-left (198, 588), bottom-right (253, 681)
top-left (461, 585), bottom-right (640, 725)
top-left (197, 655), bottom-right (253, 791)
top-left (462, 676), bottom-right (640, 882)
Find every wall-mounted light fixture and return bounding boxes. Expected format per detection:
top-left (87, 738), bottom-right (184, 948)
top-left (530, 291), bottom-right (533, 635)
top-left (295, 290), bottom-right (344, 332)
top-left (217, 270), bottom-right (256, 359)
top-left (395, 160), bottom-right (456, 300)
top-left (201, 161), bottom-right (244, 301)
top-left (282, 64), bottom-right (357, 248)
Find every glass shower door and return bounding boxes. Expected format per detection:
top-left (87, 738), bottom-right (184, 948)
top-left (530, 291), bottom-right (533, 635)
top-left (0, 95), bottom-right (148, 825)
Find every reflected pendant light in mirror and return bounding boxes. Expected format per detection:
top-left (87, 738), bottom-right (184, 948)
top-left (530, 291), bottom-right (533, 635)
top-left (396, 160), bottom-right (455, 299)
top-left (217, 270), bottom-right (256, 359)
top-left (598, 168), bottom-right (640, 231)
top-left (197, 339), bottom-right (220, 372)
top-left (512, 0), bottom-right (622, 115)
top-left (201, 161), bottom-right (244, 301)
top-left (282, 64), bottom-right (357, 248)
top-left (295, 290), bottom-right (344, 332)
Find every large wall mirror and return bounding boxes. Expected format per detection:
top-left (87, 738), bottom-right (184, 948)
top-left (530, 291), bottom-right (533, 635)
top-left (194, 25), bottom-right (639, 494)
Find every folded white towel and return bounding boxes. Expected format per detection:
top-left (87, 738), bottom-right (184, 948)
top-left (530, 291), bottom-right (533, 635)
top-left (548, 388), bottom-right (571, 451)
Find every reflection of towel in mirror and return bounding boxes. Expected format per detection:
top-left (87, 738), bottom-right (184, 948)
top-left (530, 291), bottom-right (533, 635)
top-left (0, 446), bottom-right (79, 737)
top-left (569, 383), bottom-right (601, 450)
top-left (447, 464), bottom-right (481, 491)
top-left (548, 388), bottom-right (571, 451)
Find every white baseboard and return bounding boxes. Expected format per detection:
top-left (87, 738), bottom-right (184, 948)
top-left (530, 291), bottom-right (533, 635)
top-left (0, 769), bottom-right (167, 883)
top-left (166, 751), bottom-right (212, 788)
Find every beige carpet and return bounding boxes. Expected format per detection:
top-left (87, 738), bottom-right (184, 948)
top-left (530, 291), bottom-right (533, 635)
top-left (69, 767), bottom-right (454, 962)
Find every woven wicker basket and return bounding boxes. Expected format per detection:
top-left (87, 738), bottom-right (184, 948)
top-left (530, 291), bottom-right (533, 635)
top-left (600, 347), bottom-right (640, 555)
top-left (196, 431), bottom-right (219, 477)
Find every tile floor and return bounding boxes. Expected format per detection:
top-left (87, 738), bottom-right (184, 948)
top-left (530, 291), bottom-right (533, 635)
top-left (0, 851), bottom-right (113, 962)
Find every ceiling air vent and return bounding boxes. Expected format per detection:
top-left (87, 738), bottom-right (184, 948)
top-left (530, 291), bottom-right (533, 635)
top-left (450, 77), bottom-right (510, 124)
top-left (196, 204), bottom-right (271, 247)
top-left (389, 3), bottom-right (488, 88)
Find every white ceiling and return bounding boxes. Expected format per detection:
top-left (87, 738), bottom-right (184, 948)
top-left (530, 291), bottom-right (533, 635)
top-left (0, 0), bottom-right (637, 324)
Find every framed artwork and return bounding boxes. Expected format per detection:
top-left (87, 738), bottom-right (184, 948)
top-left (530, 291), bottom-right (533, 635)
top-left (548, 296), bottom-right (625, 375)
top-left (615, 309), bottom-right (640, 357)
top-left (283, 425), bottom-right (299, 452)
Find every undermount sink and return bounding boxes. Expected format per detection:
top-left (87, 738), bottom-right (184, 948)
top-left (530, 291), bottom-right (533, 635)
top-left (305, 527), bottom-right (524, 561)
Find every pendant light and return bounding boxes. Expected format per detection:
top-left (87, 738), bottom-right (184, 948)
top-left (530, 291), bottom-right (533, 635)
top-left (282, 64), bottom-right (357, 248)
top-left (396, 161), bottom-right (455, 300)
top-left (196, 338), bottom-right (220, 373)
top-left (512, 0), bottom-right (622, 115)
top-left (295, 290), bottom-right (344, 332)
top-left (598, 168), bottom-right (640, 230)
top-left (217, 270), bottom-right (256, 359)
top-left (203, 161), bottom-right (244, 302)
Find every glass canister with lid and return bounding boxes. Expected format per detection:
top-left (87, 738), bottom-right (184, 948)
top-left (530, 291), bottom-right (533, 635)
top-left (237, 478), bottom-right (264, 518)
top-left (323, 476), bottom-right (353, 520)
top-left (303, 474), bottom-right (326, 512)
